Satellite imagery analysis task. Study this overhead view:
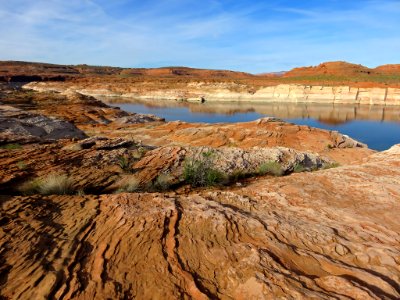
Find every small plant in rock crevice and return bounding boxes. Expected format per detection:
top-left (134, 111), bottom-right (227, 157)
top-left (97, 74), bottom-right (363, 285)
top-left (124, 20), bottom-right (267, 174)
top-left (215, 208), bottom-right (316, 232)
top-left (293, 163), bottom-right (306, 173)
top-left (131, 147), bottom-right (146, 160)
top-left (115, 175), bottom-right (140, 193)
top-left (153, 173), bottom-right (174, 191)
top-left (183, 150), bottom-right (226, 187)
top-left (16, 160), bottom-right (28, 170)
top-left (258, 161), bottom-right (283, 176)
top-left (18, 173), bottom-right (75, 195)
top-left (117, 155), bottom-right (131, 172)
top-left (0, 143), bottom-right (22, 150)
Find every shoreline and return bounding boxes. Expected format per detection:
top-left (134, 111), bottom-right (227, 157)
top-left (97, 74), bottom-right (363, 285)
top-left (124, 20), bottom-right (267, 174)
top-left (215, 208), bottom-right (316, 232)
top-left (24, 82), bottom-right (400, 106)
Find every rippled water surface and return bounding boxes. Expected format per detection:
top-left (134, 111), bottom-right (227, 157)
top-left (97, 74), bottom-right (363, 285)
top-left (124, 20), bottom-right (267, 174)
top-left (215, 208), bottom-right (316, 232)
top-left (104, 98), bottom-right (400, 151)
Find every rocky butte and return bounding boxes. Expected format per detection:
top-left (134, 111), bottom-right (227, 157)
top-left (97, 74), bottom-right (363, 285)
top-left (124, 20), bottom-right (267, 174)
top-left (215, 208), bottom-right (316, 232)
top-left (0, 61), bottom-right (399, 299)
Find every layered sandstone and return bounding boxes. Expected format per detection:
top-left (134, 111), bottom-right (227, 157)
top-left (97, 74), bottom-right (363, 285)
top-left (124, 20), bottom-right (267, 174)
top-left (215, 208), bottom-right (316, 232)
top-left (25, 81), bottom-right (400, 105)
top-left (1, 145), bottom-right (399, 299)
top-left (0, 87), bottom-right (163, 126)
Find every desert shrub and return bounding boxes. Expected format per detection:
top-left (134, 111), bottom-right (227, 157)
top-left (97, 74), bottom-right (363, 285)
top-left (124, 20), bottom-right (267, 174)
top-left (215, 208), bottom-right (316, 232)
top-left (116, 175), bottom-right (140, 193)
top-left (131, 147), bottom-right (146, 160)
top-left (293, 163), bottom-right (306, 173)
top-left (154, 173), bottom-right (174, 191)
top-left (19, 173), bottom-right (74, 195)
top-left (183, 150), bottom-right (226, 187)
top-left (117, 155), bottom-right (131, 172)
top-left (229, 169), bottom-right (247, 182)
top-left (0, 143), bottom-right (22, 150)
top-left (63, 143), bottom-right (83, 151)
top-left (18, 179), bottom-right (41, 195)
top-left (16, 160), bottom-right (28, 170)
top-left (258, 161), bottom-right (283, 176)
top-left (76, 189), bottom-right (86, 196)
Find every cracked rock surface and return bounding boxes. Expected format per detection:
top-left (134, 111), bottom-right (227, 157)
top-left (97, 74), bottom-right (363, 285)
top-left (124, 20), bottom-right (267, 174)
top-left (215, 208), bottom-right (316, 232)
top-left (1, 145), bottom-right (399, 299)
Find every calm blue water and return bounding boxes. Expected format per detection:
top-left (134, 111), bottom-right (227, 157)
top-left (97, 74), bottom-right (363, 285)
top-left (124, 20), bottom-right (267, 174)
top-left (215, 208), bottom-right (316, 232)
top-left (113, 102), bottom-right (400, 151)
top-left (286, 119), bottom-right (400, 151)
top-left (118, 105), bottom-right (266, 123)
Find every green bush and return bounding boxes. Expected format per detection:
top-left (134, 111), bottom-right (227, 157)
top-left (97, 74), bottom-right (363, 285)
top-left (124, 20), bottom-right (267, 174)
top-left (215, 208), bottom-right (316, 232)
top-left (0, 143), bottom-right (22, 150)
top-left (229, 169), bottom-right (247, 181)
top-left (293, 163), bottom-right (306, 173)
top-left (117, 155), bottom-right (131, 172)
top-left (258, 161), bottom-right (283, 176)
top-left (183, 150), bottom-right (226, 187)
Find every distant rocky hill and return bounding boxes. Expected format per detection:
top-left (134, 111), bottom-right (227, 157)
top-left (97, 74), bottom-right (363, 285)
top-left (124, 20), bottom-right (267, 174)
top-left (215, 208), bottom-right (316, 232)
top-left (283, 61), bottom-right (400, 78)
top-left (0, 61), bottom-right (253, 82)
top-left (374, 64), bottom-right (400, 75)
top-left (1, 60), bottom-right (399, 89)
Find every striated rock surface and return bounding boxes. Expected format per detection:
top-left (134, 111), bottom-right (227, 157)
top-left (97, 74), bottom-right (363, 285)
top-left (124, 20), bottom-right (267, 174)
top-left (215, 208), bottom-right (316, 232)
top-left (130, 145), bottom-right (334, 185)
top-left (14, 59), bottom-right (400, 105)
top-left (87, 117), bottom-right (372, 165)
top-left (25, 81), bottom-right (400, 106)
top-left (0, 87), bottom-right (164, 126)
top-left (1, 145), bottom-right (399, 299)
top-left (0, 136), bottom-right (334, 194)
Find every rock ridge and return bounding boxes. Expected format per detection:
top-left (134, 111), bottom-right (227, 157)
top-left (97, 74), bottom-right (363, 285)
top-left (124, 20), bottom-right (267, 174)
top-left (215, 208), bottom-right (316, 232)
top-left (25, 82), bottom-right (400, 105)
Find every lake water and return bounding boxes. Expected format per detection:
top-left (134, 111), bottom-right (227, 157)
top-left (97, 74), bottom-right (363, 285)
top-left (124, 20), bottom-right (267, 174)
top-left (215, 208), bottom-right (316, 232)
top-left (105, 98), bottom-right (400, 151)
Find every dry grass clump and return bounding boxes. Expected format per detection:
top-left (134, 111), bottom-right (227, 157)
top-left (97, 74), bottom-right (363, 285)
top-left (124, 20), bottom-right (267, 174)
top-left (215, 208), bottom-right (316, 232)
top-left (258, 161), bottom-right (283, 176)
top-left (115, 175), bottom-right (140, 193)
top-left (154, 173), bottom-right (174, 191)
top-left (62, 143), bottom-right (83, 151)
top-left (19, 173), bottom-right (74, 195)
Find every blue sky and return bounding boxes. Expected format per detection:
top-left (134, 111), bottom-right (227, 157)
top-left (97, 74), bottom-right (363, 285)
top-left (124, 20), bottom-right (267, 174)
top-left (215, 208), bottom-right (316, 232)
top-left (0, 0), bottom-right (399, 73)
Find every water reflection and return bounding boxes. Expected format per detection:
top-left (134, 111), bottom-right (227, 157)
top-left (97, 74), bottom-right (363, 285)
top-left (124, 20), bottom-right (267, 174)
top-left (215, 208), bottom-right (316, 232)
top-left (103, 97), bottom-right (400, 124)
top-left (102, 97), bottom-right (400, 150)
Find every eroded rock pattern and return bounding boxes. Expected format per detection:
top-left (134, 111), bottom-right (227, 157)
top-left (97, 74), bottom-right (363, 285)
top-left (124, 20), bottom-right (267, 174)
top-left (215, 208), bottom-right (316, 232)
top-left (25, 80), bottom-right (400, 105)
top-left (0, 87), bottom-right (163, 127)
top-left (0, 81), bottom-right (398, 299)
top-left (0, 105), bottom-right (87, 142)
top-left (0, 137), bottom-right (333, 194)
top-left (1, 146), bottom-right (399, 299)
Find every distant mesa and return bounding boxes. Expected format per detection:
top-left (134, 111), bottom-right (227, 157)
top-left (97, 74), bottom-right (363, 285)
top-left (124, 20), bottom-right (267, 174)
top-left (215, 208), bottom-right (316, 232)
top-left (283, 61), bottom-right (400, 78)
top-left (374, 64), bottom-right (400, 75)
top-left (0, 60), bottom-right (399, 86)
top-left (119, 66), bottom-right (254, 78)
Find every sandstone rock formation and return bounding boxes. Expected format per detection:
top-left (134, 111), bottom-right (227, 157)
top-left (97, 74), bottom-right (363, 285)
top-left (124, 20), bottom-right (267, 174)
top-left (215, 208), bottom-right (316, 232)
top-left (0, 105), bottom-right (86, 143)
top-left (84, 117), bottom-right (372, 165)
top-left (1, 66), bottom-right (399, 299)
top-left (25, 81), bottom-right (400, 106)
top-left (1, 145), bottom-right (399, 299)
top-left (0, 87), bottom-right (163, 126)
top-left (283, 61), bottom-right (375, 77)
top-left (0, 134), bottom-right (335, 195)
top-left (2, 60), bottom-right (399, 105)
